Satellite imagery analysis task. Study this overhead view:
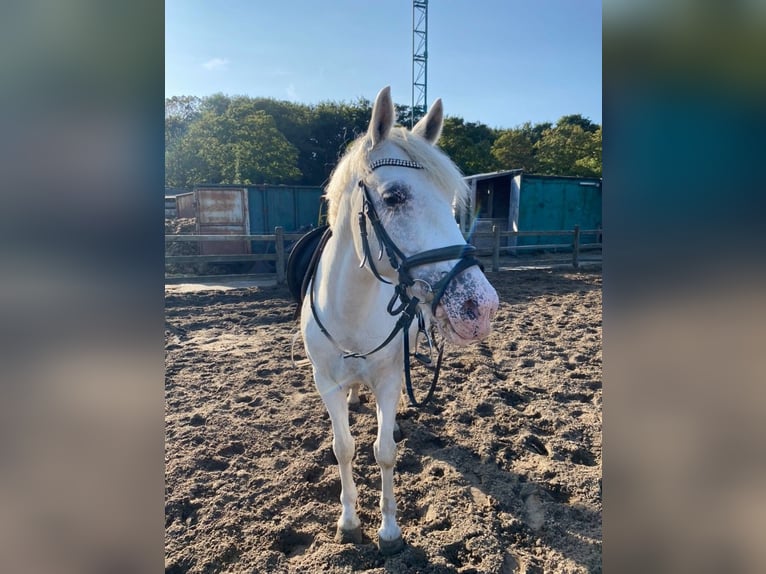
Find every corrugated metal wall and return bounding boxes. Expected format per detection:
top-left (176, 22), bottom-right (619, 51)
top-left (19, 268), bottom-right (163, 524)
top-left (181, 185), bottom-right (325, 256)
top-left (175, 192), bottom-right (195, 218)
top-left (248, 185), bottom-right (323, 255)
top-left (246, 185), bottom-right (324, 234)
top-left (194, 188), bottom-right (250, 255)
top-left (516, 175), bottom-right (602, 246)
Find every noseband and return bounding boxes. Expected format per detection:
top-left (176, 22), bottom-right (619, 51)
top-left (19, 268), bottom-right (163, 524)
top-left (357, 177), bottom-right (481, 314)
top-left (309, 157), bottom-right (483, 406)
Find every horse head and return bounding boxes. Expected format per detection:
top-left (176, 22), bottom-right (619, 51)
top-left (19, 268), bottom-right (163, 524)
top-left (351, 86), bottom-right (499, 346)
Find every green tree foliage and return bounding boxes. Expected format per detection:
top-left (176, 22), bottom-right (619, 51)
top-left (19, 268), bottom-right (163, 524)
top-left (535, 116), bottom-right (602, 177)
top-left (165, 96), bottom-right (601, 189)
top-left (304, 99), bottom-right (372, 184)
top-left (557, 114), bottom-right (599, 133)
top-left (573, 126), bottom-right (602, 177)
top-left (166, 96), bottom-right (301, 187)
top-left (438, 117), bottom-right (500, 175)
top-left (165, 96), bottom-right (202, 187)
top-left (394, 103), bottom-right (414, 127)
top-left (491, 122), bottom-right (538, 172)
top-left (165, 95), bottom-right (201, 147)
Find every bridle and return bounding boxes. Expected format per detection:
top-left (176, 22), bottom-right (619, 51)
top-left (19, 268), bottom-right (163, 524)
top-left (309, 157), bottom-right (482, 406)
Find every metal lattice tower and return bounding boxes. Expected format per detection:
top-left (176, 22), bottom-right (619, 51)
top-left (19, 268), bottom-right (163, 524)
top-left (411, 1), bottom-right (428, 127)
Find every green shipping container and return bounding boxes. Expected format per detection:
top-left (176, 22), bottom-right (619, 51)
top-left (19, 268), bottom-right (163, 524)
top-left (516, 175), bottom-right (602, 246)
top-left (246, 185), bottom-right (324, 235)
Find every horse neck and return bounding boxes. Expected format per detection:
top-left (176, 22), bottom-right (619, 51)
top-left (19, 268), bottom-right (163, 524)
top-left (313, 217), bottom-right (394, 333)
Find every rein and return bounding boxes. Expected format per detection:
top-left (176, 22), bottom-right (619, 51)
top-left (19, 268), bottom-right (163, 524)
top-left (308, 157), bottom-right (482, 407)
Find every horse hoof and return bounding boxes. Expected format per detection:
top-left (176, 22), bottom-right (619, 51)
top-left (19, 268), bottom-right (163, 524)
top-left (335, 525), bottom-right (362, 544)
top-left (378, 535), bottom-right (405, 555)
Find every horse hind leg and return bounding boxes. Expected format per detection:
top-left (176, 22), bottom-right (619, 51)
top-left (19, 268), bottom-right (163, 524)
top-left (373, 380), bottom-right (405, 555)
top-left (347, 382), bottom-right (361, 409)
top-left (319, 380), bottom-right (362, 544)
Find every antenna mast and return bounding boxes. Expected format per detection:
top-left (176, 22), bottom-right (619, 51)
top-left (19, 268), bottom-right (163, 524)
top-left (411, 0), bottom-right (428, 127)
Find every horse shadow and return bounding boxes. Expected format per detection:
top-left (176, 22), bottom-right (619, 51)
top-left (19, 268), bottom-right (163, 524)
top-left (395, 412), bottom-right (602, 573)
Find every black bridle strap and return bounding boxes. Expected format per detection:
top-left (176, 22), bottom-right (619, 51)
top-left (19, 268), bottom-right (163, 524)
top-left (358, 210), bottom-right (392, 285)
top-left (358, 182), bottom-right (409, 284)
top-left (403, 326), bottom-right (444, 407)
top-left (359, 180), bottom-right (483, 312)
top-left (428, 254), bottom-right (484, 312)
top-left (309, 258), bottom-right (421, 359)
top-left (358, 181), bottom-right (477, 288)
top-left (310, 160), bottom-right (483, 407)
top-left (354, 178), bottom-right (484, 407)
top-left (400, 244), bottom-right (476, 268)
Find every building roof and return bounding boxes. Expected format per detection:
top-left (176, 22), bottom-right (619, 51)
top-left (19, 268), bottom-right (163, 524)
top-left (463, 169), bottom-right (523, 182)
top-left (464, 170), bottom-right (602, 185)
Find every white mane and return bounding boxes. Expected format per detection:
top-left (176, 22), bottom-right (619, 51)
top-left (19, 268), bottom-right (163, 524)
top-left (324, 127), bottom-right (469, 232)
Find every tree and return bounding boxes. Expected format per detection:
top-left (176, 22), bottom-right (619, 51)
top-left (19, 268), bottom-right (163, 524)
top-left (165, 96), bottom-right (202, 183)
top-left (438, 117), bottom-right (499, 175)
top-left (165, 94), bottom-right (601, 188)
top-left (166, 98), bottom-right (301, 187)
top-left (573, 126), bottom-right (602, 177)
top-left (394, 103), bottom-right (413, 127)
top-left (165, 96), bottom-right (202, 143)
top-left (534, 116), bottom-right (602, 177)
top-left (165, 95), bottom-right (201, 121)
top-left (246, 97), bottom-right (318, 183)
top-left (491, 123), bottom-right (537, 171)
top-left (302, 99), bottom-right (372, 183)
top-left (557, 114), bottom-right (599, 133)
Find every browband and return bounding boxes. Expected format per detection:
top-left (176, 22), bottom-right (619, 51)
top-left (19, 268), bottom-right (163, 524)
top-left (369, 158), bottom-right (423, 171)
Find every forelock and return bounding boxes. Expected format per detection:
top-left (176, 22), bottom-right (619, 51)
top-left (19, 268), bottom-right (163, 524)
top-left (324, 127), bottom-right (468, 229)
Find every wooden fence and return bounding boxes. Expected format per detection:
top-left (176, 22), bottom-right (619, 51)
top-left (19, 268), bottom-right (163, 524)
top-left (165, 225), bottom-right (601, 283)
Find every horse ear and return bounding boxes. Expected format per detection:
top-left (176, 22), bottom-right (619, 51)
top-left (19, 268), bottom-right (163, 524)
top-left (412, 98), bottom-right (443, 144)
top-left (368, 86), bottom-right (395, 146)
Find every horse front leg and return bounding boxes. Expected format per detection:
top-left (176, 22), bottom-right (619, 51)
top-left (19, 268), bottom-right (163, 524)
top-left (373, 378), bottom-right (405, 555)
top-left (319, 380), bottom-right (362, 544)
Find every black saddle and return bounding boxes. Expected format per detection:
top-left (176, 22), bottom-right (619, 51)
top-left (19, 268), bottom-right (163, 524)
top-left (286, 225), bottom-right (332, 308)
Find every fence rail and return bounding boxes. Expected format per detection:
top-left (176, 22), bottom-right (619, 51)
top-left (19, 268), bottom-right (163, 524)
top-left (165, 225), bottom-right (601, 283)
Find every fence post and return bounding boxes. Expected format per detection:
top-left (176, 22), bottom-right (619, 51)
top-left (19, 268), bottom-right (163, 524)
top-left (572, 225), bottom-right (580, 269)
top-left (492, 225), bottom-right (500, 272)
top-left (275, 226), bottom-right (286, 283)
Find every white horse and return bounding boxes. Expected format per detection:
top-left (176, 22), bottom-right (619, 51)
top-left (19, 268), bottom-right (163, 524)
top-left (300, 86), bottom-right (499, 554)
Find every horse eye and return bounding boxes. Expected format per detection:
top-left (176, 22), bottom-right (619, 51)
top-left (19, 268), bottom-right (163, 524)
top-left (382, 190), bottom-right (406, 207)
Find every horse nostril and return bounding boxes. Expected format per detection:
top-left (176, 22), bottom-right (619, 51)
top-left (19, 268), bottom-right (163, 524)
top-left (461, 299), bottom-right (480, 321)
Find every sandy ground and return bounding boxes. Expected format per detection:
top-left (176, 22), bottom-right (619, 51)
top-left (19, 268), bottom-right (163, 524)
top-left (165, 267), bottom-right (602, 573)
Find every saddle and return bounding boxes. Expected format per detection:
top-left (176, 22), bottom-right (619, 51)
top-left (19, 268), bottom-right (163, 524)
top-left (286, 225), bottom-right (332, 315)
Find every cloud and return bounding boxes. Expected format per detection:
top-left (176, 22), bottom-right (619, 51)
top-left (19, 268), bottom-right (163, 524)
top-left (202, 58), bottom-right (229, 71)
top-left (286, 84), bottom-right (298, 101)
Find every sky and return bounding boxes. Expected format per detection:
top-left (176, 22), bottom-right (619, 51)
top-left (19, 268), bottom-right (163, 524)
top-left (165, 0), bottom-right (602, 129)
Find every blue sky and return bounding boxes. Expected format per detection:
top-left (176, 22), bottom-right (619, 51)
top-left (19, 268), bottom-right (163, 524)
top-left (165, 0), bottom-right (601, 129)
